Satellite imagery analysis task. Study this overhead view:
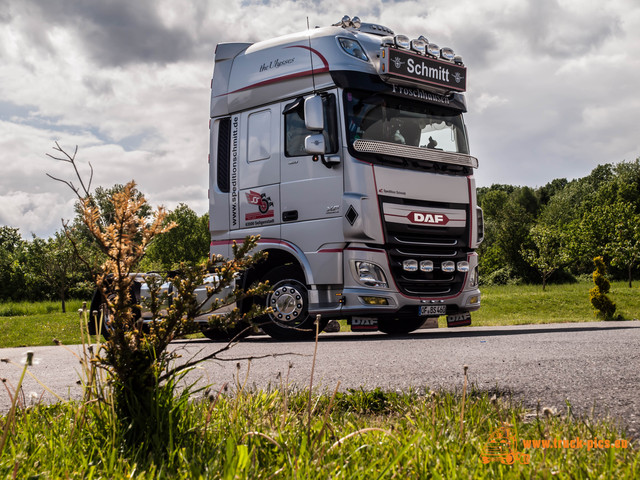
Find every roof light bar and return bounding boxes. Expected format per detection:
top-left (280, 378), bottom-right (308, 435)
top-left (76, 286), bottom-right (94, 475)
top-left (410, 38), bottom-right (426, 54)
top-left (394, 35), bottom-right (410, 49)
top-left (440, 47), bottom-right (455, 61)
top-left (427, 43), bottom-right (440, 56)
top-left (381, 36), bottom-right (394, 47)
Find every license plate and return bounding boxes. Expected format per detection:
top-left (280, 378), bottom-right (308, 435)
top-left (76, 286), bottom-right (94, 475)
top-left (419, 305), bottom-right (446, 316)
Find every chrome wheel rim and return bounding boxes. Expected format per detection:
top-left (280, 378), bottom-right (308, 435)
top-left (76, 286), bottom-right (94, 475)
top-left (267, 280), bottom-right (306, 324)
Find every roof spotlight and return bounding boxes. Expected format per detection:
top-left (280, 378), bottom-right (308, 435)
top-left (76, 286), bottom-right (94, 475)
top-left (410, 38), bottom-right (427, 54)
top-left (427, 43), bottom-right (440, 56)
top-left (340, 15), bottom-right (351, 27)
top-left (351, 16), bottom-right (361, 28)
top-left (394, 35), bottom-right (410, 49)
top-left (440, 47), bottom-right (455, 61)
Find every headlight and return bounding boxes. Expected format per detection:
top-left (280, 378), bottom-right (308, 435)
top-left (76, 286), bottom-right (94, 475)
top-left (477, 207), bottom-right (484, 244)
top-left (355, 261), bottom-right (389, 288)
top-left (457, 261), bottom-right (470, 272)
top-left (338, 38), bottom-right (369, 61)
top-left (468, 266), bottom-right (479, 287)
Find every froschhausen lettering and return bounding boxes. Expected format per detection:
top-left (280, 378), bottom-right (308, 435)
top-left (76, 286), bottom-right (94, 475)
top-left (390, 84), bottom-right (450, 105)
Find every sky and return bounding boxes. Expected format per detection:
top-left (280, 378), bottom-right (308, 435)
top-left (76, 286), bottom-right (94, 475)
top-left (1, 0), bottom-right (639, 239)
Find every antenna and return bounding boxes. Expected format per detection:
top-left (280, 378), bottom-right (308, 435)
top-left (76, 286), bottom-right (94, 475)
top-left (307, 17), bottom-right (317, 93)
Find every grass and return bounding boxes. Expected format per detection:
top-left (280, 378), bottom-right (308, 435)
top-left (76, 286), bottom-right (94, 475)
top-left (2, 281), bottom-right (639, 348)
top-left (466, 280), bottom-right (640, 327)
top-left (1, 385), bottom-right (637, 478)
top-left (0, 300), bottom-right (86, 348)
top-left (1, 287), bottom-right (638, 478)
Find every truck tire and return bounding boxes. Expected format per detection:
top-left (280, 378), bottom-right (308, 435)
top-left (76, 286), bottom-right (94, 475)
top-left (257, 265), bottom-right (327, 340)
top-left (377, 316), bottom-right (425, 335)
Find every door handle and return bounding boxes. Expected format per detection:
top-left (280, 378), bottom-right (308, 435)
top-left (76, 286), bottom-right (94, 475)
top-left (282, 210), bottom-right (298, 222)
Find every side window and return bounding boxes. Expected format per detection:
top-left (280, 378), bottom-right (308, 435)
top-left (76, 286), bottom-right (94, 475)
top-left (284, 98), bottom-right (312, 157)
top-left (284, 94), bottom-right (339, 157)
top-left (216, 117), bottom-right (231, 192)
top-left (322, 94), bottom-right (339, 154)
top-left (247, 110), bottom-right (271, 162)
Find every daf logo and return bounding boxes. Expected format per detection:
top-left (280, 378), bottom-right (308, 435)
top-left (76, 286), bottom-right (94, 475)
top-left (408, 212), bottom-right (449, 225)
top-left (391, 56), bottom-right (405, 69)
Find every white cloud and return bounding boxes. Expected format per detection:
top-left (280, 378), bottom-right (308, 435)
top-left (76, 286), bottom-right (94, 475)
top-left (0, 0), bottom-right (639, 239)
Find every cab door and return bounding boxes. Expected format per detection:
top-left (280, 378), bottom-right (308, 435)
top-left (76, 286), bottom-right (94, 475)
top-left (279, 92), bottom-right (344, 285)
top-left (280, 93), bottom-right (343, 226)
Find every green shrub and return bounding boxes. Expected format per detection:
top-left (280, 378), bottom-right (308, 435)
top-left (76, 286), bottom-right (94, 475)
top-left (589, 256), bottom-right (616, 319)
top-left (480, 266), bottom-right (523, 286)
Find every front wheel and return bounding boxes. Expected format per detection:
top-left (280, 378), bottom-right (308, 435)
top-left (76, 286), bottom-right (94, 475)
top-left (257, 265), bottom-right (326, 340)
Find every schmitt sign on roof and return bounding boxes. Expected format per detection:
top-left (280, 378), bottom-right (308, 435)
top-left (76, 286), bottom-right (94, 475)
top-left (380, 47), bottom-right (467, 93)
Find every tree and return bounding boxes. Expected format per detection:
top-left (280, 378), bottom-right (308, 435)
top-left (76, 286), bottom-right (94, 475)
top-left (605, 202), bottom-right (640, 287)
top-left (142, 204), bottom-right (209, 270)
top-left (521, 224), bottom-right (569, 290)
top-left (25, 232), bottom-right (83, 312)
top-left (0, 226), bottom-right (26, 301)
top-left (478, 187), bottom-right (537, 282)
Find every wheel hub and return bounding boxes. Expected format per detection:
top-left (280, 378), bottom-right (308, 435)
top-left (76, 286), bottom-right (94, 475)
top-left (269, 284), bottom-right (305, 323)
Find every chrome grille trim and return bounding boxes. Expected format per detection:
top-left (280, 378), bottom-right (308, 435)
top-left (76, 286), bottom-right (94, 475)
top-left (353, 139), bottom-right (478, 168)
top-left (392, 236), bottom-right (458, 247)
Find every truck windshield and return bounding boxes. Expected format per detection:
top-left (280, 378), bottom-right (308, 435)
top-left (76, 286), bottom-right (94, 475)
top-left (344, 90), bottom-right (469, 155)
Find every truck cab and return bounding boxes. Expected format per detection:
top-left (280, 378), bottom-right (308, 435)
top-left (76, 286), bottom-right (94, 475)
top-left (209, 16), bottom-right (483, 339)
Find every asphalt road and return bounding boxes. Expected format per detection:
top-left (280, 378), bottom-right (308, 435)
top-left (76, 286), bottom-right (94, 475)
top-left (1, 321), bottom-right (639, 438)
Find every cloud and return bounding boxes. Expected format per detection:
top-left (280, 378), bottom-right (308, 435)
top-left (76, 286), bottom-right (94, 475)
top-left (0, 0), bottom-right (639, 239)
top-left (0, 191), bottom-right (75, 238)
top-left (14, 0), bottom-right (205, 67)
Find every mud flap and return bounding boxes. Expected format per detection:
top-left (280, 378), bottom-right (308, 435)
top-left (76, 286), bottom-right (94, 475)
top-left (351, 316), bottom-right (378, 331)
top-left (446, 312), bottom-right (471, 327)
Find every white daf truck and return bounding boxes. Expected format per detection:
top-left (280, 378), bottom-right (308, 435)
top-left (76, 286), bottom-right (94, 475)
top-left (208, 16), bottom-right (483, 339)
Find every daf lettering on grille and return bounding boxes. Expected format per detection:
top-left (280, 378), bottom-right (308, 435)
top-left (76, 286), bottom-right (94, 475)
top-left (408, 212), bottom-right (449, 225)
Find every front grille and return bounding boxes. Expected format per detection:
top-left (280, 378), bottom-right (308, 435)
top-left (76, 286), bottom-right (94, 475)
top-left (381, 196), bottom-right (469, 297)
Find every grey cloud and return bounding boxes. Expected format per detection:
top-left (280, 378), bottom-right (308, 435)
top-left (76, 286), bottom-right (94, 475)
top-left (451, 27), bottom-right (499, 69)
top-left (519, 0), bottom-right (621, 58)
top-left (82, 76), bottom-right (115, 97)
top-left (18, 0), bottom-right (205, 66)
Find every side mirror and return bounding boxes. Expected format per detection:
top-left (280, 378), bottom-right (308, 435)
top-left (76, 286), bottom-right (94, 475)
top-left (304, 134), bottom-right (326, 154)
top-left (304, 95), bottom-right (324, 131)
